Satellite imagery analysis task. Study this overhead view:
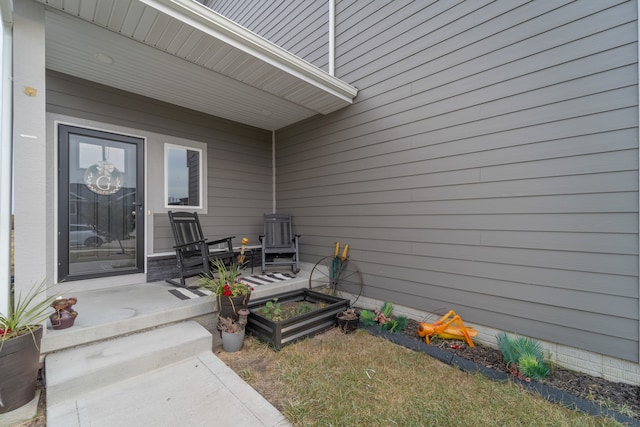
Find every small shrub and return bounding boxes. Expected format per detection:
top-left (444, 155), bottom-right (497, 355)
top-left (518, 352), bottom-right (550, 380)
top-left (497, 332), bottom-right (549, 380)
top-left (259, 299), bottom-right (283, 321)
top-left (359, 301), bottom-right (407, 333)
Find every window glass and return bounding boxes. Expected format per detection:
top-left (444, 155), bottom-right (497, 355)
top-left (165, 144), bottom-right (201, 207)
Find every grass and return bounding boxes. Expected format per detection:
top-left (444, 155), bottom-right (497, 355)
top-left (219, 328), bottom-right (625, 427)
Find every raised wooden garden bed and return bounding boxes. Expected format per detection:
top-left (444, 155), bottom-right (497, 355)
top-left (246, 289), bottom-right (350, 350)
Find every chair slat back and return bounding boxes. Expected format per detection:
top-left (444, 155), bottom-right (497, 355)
top-left (263, 213), bottom-right (294, 249)
top-left (169, 211), bottom-right (205, 251)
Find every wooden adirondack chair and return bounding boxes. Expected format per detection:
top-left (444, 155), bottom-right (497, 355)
top-left (259, 213), bottom-right (300, 274)
top-left (167, 211), bottom-right (234, 287)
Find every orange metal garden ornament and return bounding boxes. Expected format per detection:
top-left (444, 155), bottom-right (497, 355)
top-left (417, 310), bottom-right (478, 348)
top-left (237, 237), bottom-right (249, 264)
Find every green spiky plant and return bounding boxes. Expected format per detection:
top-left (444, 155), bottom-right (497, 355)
top-left (0, 281), bottom-right (56, 348)
top-left (518, 352), bottom-right (550, 380)
top-left (360, 301), bottom-right (408, 333)
top-left (496, 332), bottom-right (549, 380)
top-left (0, 281), bottom-right (56, 415)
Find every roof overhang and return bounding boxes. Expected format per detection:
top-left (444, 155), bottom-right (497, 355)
top-left (36, 0), bottom-right (357, 130)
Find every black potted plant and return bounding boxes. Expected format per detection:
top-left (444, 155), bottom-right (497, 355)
top-left (337, 307), bottom-right (360, 333)
top-left (0, 281), bottom-right (55, 413)
top-left (201, 259), bottom-right (253, 322)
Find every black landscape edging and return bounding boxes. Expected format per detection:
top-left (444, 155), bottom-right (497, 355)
top-left (362, 325), bottom-right (640, 427)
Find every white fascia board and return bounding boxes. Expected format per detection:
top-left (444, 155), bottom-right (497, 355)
top-left (140, 0), bottom-right (357, 103)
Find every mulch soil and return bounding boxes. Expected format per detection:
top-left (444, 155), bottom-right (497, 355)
top-left (399, 318), bottom-right (640, 420)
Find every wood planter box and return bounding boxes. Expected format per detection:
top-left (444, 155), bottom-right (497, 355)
top-left (247, 289), bottom-right (350, 350)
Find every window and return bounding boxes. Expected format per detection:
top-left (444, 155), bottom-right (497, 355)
top-left (165, 144), bottom-right (202, 208)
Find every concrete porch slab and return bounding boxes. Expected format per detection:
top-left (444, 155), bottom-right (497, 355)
top-left (42, 264), bottom-right (312, 354)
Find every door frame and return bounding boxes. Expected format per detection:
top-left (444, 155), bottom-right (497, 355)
top-left (57, 123), bottom-right (145, 282)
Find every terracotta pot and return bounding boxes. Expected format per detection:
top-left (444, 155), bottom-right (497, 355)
top-left (217, 294), bottom-right (250, 322)
top-left (221, 329), bottom-right (245, 352)
top-left (50, 310), bottom-right (77, 330)
top-left (0, 326), bottom-right (43, 413)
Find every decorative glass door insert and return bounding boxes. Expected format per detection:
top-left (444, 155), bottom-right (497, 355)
top-left (58, 125), bottom-right (144, 281)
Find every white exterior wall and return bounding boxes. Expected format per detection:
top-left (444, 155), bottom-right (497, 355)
top-left (12, 1), bottom-right (49, 300)
top-left (0, 0), bottom-right (11, 318)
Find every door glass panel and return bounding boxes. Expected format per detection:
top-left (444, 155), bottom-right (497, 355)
top-left (64, 130), bottom-right (141, 278)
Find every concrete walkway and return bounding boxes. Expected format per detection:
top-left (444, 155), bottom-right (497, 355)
top-left (45, 322), bottom-right (290, 427)
top-left (0, 266), bottom-right (315, 427)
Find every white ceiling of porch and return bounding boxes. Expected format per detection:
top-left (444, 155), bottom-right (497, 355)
top-left (36, 0), bottom-right (357, 131)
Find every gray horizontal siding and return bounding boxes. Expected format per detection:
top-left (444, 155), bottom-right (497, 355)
top-left (279, 3), bottom-right (636, 144)
top-left (46, 70), bottom-right (273, 254)
top-left (272, 0), bottom-right (639, 362)
top-left (205, 0), bottom-right (330, 71)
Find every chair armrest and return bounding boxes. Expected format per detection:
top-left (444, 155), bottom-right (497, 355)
top-left (206, 236), bottom-right (235, 246)
top-left (173, 239), bottom-right (207, 249)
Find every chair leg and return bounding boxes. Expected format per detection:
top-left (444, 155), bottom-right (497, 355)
top-left (166, 275), bottom-right (187, 288)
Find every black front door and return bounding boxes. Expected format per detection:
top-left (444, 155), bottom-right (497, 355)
top-left (58, 125), bottom-right (144, 281)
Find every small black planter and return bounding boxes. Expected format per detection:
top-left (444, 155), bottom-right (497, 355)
top-left (337, 316), bottom-right (360, 334)
top-left (247, 289), bottom-right (349, 350)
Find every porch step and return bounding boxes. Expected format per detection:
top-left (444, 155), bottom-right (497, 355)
top-left (45, 321), bottom-right (212, 407)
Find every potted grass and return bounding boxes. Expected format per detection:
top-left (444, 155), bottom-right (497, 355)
top-left (201, 259), bottom-right (253, 321)
top-left (0, 281), bottom-right (55, 413)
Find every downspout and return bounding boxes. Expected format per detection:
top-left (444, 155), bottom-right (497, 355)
top-left (0, 0), bottom-right (12, 318)
top-left (328, 0), bottom-right (335, 76)
top-left (637, 3), bottom-right (640, 363)
top-left (272, 130), bottom-right (276, 213)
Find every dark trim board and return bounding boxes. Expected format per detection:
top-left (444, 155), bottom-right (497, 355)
top-left (146, 251), bottom-right (262, 282)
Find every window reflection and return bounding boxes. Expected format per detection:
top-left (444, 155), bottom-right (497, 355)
top-left (165, 144), bottom-right (201, 207)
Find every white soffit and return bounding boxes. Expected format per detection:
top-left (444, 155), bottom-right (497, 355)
top-left (37, 0), bottom-right (357, 130)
